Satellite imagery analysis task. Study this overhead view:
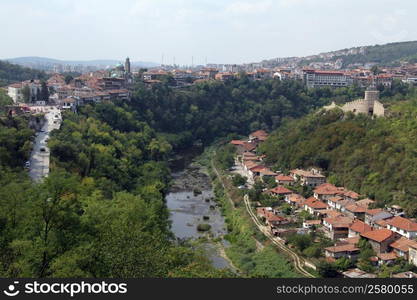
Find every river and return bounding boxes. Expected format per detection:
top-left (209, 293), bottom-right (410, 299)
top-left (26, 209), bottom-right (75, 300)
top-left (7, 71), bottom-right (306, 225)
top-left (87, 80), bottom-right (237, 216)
top-left (166, 150), bottom-right (233, 270)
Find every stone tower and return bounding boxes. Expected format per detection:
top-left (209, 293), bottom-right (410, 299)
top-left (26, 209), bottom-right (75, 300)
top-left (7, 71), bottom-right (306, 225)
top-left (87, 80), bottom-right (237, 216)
top-left (124, 57), bottom-right (131, 74)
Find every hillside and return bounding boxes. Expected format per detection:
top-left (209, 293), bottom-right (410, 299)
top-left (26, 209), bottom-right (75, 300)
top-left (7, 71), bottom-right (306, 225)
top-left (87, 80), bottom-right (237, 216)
top-left (332, 41), bottom-right (417, 67)
top-left (263, 40), bottom-right (417, 68)
top-left (0, 60), bottom-right (47, 87)
top-left (259, 93), bottom-right (417, 216)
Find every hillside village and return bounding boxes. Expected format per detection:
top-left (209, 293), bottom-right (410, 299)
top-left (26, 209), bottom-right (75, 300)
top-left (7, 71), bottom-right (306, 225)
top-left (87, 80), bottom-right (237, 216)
top-left (230, 128), bottom-right (417, 278)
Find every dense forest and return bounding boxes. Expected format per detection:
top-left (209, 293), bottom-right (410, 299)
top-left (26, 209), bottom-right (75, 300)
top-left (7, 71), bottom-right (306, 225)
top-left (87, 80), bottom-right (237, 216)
top-left (0, 60), bottom-right (47, 87)
top-left (126, 76), bottom-right (366, 149)
top-left (259, 87), bottom-right (417, 216)
top-left (0, 102), bottom-right (232, 278)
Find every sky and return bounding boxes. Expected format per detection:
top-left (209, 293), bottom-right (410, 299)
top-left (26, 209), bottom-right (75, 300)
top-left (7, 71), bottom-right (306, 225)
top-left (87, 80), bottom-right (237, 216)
top-left (1, 0), bottom-right (417, 65)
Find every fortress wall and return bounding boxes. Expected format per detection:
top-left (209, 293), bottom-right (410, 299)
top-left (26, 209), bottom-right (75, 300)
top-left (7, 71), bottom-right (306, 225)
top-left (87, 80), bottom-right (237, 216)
top-left (373, 100), bottom-right (385, 117)
top-left (341, 99), bottom-right (370, 114)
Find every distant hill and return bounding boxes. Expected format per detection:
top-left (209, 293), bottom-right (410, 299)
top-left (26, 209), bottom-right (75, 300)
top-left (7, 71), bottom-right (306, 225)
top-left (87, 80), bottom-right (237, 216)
top-left (0, 60), bottom-right (47, 87)
top-left (333, 41), bottom-right (417, 67)
top-left (263, 40), bottom-right (417, 68)
top-left (4, 56), bottom-right (159, 69)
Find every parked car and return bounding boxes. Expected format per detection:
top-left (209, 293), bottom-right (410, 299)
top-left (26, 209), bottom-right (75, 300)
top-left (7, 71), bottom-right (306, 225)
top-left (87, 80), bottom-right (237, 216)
top-left (25, 161), bottom-right (30, 168)
top-left (40, 147), bottom-right (46, 152)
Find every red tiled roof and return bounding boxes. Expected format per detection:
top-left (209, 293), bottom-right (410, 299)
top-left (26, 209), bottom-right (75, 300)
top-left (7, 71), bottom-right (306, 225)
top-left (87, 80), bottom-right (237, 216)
top-left (349, 220), bottom-right (372, 234)
top-left (291, 169), bottom-right (325, 178)
top-left (390, 237), bottom-right (417, 253)
top-left (339, 236), bottom-right (360, 246)
top-left (345, 204), bottom-right (366, 213)
top-left (343, 190), bottom-right (360, 199)
top-left (265, 212), bottom-right (287, 223)
top-left (318, 209), bottom-right (343, 218)
top-left (387, 216), bottom-right (417, 232)
top-left (314, 183), bottom-right (341, 195)
top-left (377, 252), bottom-right (397, 261)
top-left (250, 130), bottom-right (268, 138)
top-left (275, 175), bottom-right (294, 181)
top-left (324, 216), bottom-right (353, 228)
top-left (304, 220), bottom-right (322, 225)
top-left (287, 194), bottom-right (305, 205)
top-left (325, 244), bottom-right (359, 253)
top-left (304, 197), bottom-right (329, 209)
top-left (355, 198), bottom-right (375, 208)
top-left (375, 219), bottom-right (390, 227)
top-left (269, 186), bottom-right (292, 195)
top-left (361, 228), bottom-right (395, 243)
top-left (230, 140), bottom-right (245, 145)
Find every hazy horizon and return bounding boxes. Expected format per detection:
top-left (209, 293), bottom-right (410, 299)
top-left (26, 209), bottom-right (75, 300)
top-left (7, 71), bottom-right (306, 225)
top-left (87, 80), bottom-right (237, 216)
top-left (1, 0), bottom-right (417, 65)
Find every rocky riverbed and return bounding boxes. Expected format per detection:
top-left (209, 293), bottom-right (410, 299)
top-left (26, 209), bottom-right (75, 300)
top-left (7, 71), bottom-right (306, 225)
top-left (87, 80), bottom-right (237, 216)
top-left (166, 160), bottom-right (232, 269)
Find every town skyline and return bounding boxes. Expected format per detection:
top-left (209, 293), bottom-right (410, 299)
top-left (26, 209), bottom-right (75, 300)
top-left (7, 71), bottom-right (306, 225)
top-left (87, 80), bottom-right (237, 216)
top-left (1, 0), bottom-right (417, 65)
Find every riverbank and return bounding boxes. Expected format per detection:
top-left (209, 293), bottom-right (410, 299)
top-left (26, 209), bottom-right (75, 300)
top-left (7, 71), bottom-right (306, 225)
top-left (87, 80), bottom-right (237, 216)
top-left (166, 150), bottom-right (237, 272)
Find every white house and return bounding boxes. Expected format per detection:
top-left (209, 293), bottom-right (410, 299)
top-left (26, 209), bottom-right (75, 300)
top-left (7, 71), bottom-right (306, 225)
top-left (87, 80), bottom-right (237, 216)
top-left (386, 216), bottom-right (417, 239)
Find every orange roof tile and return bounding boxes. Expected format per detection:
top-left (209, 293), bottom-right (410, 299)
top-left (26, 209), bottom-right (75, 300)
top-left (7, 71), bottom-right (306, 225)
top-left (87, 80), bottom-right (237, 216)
top-left (390, 237), bottom-right (417, 253)
top-left (269, 186), bottom-right (292, 194)
top-left (349, 220), bottom-right (372, 234)
top-left (325, 244), bottom-right (359, 253)
top-left (304, 197), bottom-right (329, 209)
top-left (387, 216), bottom-right (417, 232)
top-left (377, 252), bottom-right (397, 261)
top-left (361, 228), bottom-right (395, 243)
top-left (275, 175), bottom-right (294, 181)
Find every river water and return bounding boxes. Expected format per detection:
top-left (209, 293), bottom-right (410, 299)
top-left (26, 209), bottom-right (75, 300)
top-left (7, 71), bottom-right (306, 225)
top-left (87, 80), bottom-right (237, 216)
top-left (166, 153), bottom-right (232, 269)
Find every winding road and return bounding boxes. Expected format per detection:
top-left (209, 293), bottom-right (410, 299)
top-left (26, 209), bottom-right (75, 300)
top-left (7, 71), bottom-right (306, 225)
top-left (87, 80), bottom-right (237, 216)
top-left (29, 106), bottom-right (62, 182)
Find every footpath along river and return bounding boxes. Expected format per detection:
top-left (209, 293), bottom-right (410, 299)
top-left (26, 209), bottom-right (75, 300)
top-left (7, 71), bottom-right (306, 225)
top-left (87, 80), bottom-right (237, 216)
top-left (165, 150), bottom-right (234, 270)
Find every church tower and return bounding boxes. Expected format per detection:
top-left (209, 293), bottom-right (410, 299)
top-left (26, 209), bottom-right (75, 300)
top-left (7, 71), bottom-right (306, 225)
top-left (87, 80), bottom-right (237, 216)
top-left (125, 57), bottom-right (131, 74)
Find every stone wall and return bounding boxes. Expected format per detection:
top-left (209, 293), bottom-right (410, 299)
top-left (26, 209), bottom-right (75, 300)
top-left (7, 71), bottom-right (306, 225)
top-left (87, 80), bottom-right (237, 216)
top-left (373, 100), bottom-right (385, 117)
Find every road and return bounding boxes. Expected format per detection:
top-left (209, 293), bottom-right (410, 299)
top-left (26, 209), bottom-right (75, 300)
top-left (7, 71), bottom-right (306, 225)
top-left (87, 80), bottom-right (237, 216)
top-left (211, 153), bottom-right (315, 278)
top-left (28, 106), bottom-right (62, 182)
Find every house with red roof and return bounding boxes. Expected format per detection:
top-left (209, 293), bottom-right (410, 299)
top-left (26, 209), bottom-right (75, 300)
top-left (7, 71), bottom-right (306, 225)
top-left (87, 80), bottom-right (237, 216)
top-left (377, 252), bottom-right (398, 266)
top-left (290, 169), bottom-right (326, 187)
top-left (269, 186), bottom-right (292, 197)
top-left (325, 244), bottom-right (360, 261)
top-left (343, 204), bottom-right (366, 220)
top-left (386, 216), bottom-right (417, 239)
top-left (275, 175), bottom-right (295, 186)
top-left (348, 220), bottom-right (372, 238)
top-left (360, 228), bottom-right (399, 254)
top-left (303, 197), bottom-right (329, 215)
top-left (249, 130), bottom-right (268, 142)
top-left (284, 193), bottom-right (306, 208)
top-left (390, 237), bottom-right (417, 260)
top-left (323, 216), bottom-right (354, 240)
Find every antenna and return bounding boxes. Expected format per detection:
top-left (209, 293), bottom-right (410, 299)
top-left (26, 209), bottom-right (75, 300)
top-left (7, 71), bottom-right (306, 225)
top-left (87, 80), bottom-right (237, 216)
top-left (161, 54), bottom-right (164, 66)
